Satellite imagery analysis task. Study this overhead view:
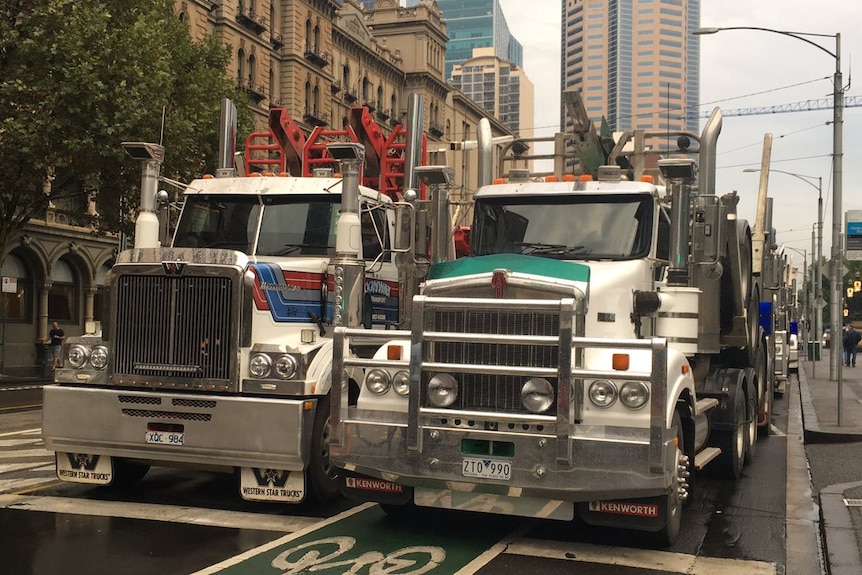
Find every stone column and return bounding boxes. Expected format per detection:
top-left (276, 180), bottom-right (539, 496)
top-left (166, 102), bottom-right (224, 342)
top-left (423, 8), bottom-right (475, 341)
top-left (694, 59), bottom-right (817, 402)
top-left (39, 282), bottom-right (51, 343)
top-left (84, 286), bottom-right (97, 325)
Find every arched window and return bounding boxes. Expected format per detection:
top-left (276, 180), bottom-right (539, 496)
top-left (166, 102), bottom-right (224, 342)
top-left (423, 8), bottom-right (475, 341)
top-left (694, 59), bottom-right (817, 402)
top-left (305, 19), bottom-right (312, 50)
top-left (269, 69), bottom-right (276, 103)
top-left (305, 81), bottom-right (312, 113)
top-left (390, 93), bottom-right (397, 117)
top-left (237, 49), bottom-right (245, 85)
top-left (312, 84), bottom-right (320, 114)
top-left (48, 258), bottom-right (78, 322)
top-left (376, 85), bottom-right (384, 110)
top-left (248, 53), bottom-right (256, 85)
top-left (313, 25), bottom-right (321, 52)
top-left (0, 253), bottom-right (32, 322)
top-left (342, 65), bottom-right (350, 90)
top-left (362, 77), bottom-right (370, 101)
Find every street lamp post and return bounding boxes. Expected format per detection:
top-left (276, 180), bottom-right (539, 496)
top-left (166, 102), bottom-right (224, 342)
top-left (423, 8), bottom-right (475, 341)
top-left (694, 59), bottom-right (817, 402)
top-left (743, 168), bottom-right (823, 360)
top-left (696, 25), bottom-right (844, 421)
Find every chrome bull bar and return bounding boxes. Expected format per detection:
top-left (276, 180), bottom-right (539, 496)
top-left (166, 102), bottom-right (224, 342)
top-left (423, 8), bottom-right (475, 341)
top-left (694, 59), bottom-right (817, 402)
top-left (332, 295), bottom-right (668, 472)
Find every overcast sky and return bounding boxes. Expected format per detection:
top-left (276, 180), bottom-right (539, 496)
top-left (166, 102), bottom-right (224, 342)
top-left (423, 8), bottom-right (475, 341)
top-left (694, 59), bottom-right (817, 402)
top-left (497, 0), bottom-right (862, 270)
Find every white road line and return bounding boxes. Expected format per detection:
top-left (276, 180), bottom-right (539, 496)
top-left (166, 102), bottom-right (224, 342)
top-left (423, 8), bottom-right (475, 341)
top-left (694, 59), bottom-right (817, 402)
top-left (504, 538), bottom-right (777, 575)
top-left (0, 478), bottom-right (54, 493)
top-left (0, 494), bottom-right (324, 533)
top-left (0, 462), bottom-right (53, 474)
top-left (770, 424), bottom-right (787, 437)
top-left (0, 449), bottom-right (53, 459)
top-left (454, 522), bottom-right (532, 575)
top-left (0, 439), bottom-right (44, 448)
top-left (0, 428), bottom-right (41, 438)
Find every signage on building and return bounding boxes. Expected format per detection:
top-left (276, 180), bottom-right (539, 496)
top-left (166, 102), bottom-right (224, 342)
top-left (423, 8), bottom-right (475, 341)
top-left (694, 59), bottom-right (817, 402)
top-left (847, 210), bottom-right (862, 261)
top-left (1, 276), bottom-right (17, 294)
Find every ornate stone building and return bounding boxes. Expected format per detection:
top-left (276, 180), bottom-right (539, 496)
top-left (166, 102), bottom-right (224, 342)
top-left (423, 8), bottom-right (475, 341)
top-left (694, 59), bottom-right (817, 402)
top-left (1, 0), bottom-right (514, 375)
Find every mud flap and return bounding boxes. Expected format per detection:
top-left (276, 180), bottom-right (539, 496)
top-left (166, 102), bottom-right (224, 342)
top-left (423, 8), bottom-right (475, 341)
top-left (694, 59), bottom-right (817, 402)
top-left (55, 452), bottom-right (113, 485)
top-left (578, 496), bottom-right (670, 532)
top-left (239, 467), bottom-right (305, 502)
top-left (339, 470), bottom-right (412, 505)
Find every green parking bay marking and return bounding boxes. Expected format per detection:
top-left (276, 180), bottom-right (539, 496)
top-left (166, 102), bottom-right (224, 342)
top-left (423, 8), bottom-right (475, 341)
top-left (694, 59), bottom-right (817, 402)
top-left (195, 503), bottom-right (512, 574)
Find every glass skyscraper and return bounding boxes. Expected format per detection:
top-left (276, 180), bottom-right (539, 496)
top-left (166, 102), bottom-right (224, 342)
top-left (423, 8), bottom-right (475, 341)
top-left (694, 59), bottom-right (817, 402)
top-left (436, 0), bottom-right (523, 81)
top-left (561, 0), bottom-right (700, 135)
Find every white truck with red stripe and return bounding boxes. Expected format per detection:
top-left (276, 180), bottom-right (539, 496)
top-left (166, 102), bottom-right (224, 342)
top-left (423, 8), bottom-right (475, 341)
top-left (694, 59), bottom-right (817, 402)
top-left (41, 99), bottom-right (421, 503)
top-left (331, 92), bottom-right (776, 544)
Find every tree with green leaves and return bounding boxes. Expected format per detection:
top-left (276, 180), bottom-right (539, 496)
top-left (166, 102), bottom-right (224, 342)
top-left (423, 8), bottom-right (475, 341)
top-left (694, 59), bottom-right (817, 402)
top-left (0, 0), bottom-right (251, 266)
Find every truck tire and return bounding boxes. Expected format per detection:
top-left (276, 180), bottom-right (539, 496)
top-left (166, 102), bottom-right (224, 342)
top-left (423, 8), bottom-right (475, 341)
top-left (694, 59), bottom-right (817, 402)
top-left (308, 395), bottom-right (340, 503)
top-left (109, 459), bottom-right (150, 489)
top-left (756, 344), bottom-right (773, 438)
top-left (744, 375), bottom-right (757, 464)
top-left (715, 387), bottom-right (746, 479)
top-left (653, 410), bottom-right (684, 546)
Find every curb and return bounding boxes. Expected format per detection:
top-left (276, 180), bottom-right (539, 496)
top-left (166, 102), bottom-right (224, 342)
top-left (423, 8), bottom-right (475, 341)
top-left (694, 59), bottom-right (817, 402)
top-left (798, 362), bottom-right (862, 575)
top-left (798, 362), bottom-right (862, 444)
top-left (820, 482), bottom-right (862, 575)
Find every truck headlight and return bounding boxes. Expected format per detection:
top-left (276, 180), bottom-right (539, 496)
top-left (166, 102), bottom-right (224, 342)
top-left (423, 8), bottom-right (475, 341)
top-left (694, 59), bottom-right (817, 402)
top-left (90, 346), bottom-right (109, 370)
top-left (365, 369), bottom-right (391, 395)
top-left (249, 353), bottom-right (272, 378)
top-left (274, 355), bottom-right (298, 379)
top-left (68, 345), bottom-right (89, 369)
top-left (521, 378), bottom-right (555, 413)
top-left (392, 370), bottom-right (410, 396)
top-left (588, 380), bottom-right (617, 408)
top-left (427, 373), bottom-right (458, 407)
top-left (619, 381), bottom-right (649, 409)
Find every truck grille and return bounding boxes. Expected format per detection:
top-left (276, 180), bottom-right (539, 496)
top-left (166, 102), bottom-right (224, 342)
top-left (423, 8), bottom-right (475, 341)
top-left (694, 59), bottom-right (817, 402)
top-left (430, 309), bottom-right (560, 414)
top-left (113, 274), bottom-right (234, 384)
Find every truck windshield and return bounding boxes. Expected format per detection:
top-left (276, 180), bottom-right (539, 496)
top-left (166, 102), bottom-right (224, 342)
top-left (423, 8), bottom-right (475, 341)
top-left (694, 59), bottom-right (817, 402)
top-left (173, 195), bottom-right (339, 256)
top-left (471, 194), bottom-right (653, 260)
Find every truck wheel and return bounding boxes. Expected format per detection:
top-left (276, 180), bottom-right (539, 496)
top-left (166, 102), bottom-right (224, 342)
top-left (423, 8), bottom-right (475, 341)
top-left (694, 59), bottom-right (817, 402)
top-left (109, 459), bottom-right (149, 489)
top-left (757, 349), bottom-right (772, 438)
top-left (744, 379), bottom-right (757, 464)
top-left (308, 395), bottom-right (340, 503)
top-left (715, 389), bottom-right (746, 479)
top-left (654, 410), bottom-right (684, 546)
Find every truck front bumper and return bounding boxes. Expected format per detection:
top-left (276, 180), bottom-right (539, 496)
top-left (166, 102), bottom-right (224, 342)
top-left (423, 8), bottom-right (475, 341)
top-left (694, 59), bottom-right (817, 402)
top-left (42, 385), bottom-right (315, 470)
top-left (333, 411), bottom-right (676, 514)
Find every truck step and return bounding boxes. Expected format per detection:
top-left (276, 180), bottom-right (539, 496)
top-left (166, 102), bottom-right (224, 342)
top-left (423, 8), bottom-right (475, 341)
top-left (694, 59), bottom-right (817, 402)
top-left (694, 447), bottom-right (721, 470)
top-left (695, 397), bottom-right (719, 414)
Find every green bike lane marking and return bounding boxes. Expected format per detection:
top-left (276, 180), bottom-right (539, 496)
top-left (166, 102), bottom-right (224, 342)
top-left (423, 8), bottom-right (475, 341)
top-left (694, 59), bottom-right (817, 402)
top-left (193, 502), bottom-right (518, 575)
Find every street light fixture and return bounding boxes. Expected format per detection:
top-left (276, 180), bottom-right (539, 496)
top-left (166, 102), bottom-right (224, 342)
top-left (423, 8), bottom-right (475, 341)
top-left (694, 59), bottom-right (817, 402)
top-left (743, 168), bottom-right (824, 356)
top-left (696, 26), bottom-right (843, 400)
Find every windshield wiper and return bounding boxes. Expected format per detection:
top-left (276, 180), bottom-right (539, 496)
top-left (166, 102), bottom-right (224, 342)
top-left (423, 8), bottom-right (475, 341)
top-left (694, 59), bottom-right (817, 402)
top-left (514, 242), bottom-right (586, 256)
top-left (274, 243), bottom-right (316, 256)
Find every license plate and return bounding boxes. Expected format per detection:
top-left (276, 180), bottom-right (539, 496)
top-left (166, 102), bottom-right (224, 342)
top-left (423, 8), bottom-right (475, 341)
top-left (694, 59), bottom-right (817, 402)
top-left (145, 430), bottom-right (184, 446)
top-left (462, 456), bottom-right (512, 480)
top-left (146, 422), bottom-right (184, 446)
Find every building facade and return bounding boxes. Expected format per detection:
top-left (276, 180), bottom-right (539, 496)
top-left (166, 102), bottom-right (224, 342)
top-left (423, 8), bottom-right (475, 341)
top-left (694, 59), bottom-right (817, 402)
top-left (1, 0), bottom-right (515, 375)
top-left (560, 0), bottom-right (699, 137)
top-left (450, 47), bottom-right (535, 137)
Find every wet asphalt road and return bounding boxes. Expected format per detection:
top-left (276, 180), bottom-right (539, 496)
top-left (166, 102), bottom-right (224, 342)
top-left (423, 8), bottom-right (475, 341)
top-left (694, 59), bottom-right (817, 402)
top-left (0, 380), bottom-right (792, 575)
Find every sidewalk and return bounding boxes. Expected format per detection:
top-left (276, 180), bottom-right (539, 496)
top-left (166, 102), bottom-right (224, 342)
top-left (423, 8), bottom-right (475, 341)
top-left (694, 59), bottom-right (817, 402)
top-left (798, 351), bottom-right (862, 575)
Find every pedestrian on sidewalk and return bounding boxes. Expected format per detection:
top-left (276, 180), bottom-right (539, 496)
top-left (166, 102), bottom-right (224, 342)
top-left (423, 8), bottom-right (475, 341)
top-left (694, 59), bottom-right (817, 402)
top-left (842, 321), bottom-right (861, 367)
top-left (47, 321), bottom-right (65, 370)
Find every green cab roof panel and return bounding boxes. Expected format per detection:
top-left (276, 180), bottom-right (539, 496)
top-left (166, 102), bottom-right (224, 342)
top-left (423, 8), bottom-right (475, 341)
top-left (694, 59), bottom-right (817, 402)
top-left (428, 254), bottom-right (590, 283)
